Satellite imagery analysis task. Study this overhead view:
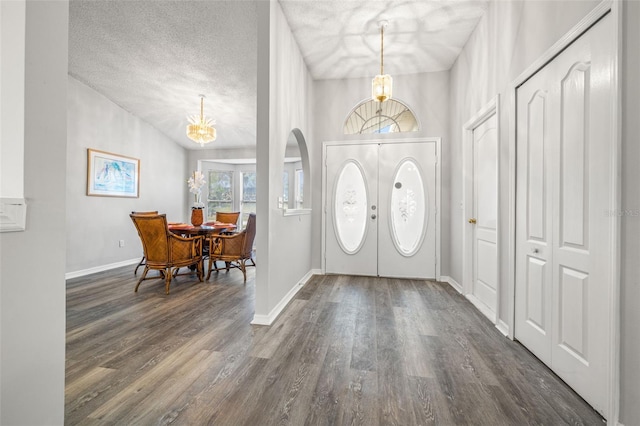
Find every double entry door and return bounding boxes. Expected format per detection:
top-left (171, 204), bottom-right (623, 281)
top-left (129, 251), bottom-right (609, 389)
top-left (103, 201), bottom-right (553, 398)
top-left (515, 14), bottom-right (613, 417)
top-left (324, 140), bottom-right (438, 279)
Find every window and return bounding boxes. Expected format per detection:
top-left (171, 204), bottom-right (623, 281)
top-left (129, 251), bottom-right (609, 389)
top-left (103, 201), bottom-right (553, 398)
top-left (207, 170), bottom-right (233, 220)
top-left (294, 168), bottom-right (304, 209)
top-left (343, 98), bottom-right (419, 135)
top-left (282, 170), bottom-right (289, 205)
top-left (240, 171), bottom-right (256, 226)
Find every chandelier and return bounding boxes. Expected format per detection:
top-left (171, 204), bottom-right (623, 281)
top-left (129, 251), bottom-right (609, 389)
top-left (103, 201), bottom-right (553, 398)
top-left (372, 20), bottom-right (392, 103)
top-left (187, 95), bottom-right (216, 146)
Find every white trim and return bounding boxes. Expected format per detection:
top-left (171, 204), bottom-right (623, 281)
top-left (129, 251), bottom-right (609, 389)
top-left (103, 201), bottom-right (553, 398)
top-left (506, 1), bottom-right (619, 422)
top-left (496, 320), bottom-right (510, 338)
top-left (440, 275), bottom-right (463, 294)
top-left (608, 1), bottom-right (622, 424)
top-left (435, 138), bottom-right (442, 280)
top-left (322, 137), bottom-right (441, 280)
top-left (0, 197), bottom-right (26, 232)
top-left (466, 293), bottom-right (497, 324)
top-left (65, 258), bottom-right (140, 280)
top-left (282, 208), bottom-right (311, 217)
top-left (462, 95), bottom-right (500, 324)
top-left (250, 269), bottom-right (319, 326)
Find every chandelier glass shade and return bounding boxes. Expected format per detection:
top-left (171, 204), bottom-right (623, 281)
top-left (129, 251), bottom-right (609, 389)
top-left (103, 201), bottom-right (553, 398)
top-left (187, 95), bottom-right (216, 146)
top-left (372, 21), bottom-right (392, 103)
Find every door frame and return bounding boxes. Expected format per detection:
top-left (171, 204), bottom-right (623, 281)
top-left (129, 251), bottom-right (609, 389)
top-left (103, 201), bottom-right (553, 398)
top-left (321, 138), bottom-right (442, 280)
top-left (462, 95), bottom-right (500, 324)
top-left (506, 0), bottom-right (620, 422)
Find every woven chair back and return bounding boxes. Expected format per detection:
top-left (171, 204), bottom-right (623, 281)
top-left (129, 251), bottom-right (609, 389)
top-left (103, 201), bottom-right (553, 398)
top-left (130, 213), bottom-right (169, 264)
top-left (241, 214), bottom-right (256, 258)
top-left (215, 211), bottom-right (240, 225)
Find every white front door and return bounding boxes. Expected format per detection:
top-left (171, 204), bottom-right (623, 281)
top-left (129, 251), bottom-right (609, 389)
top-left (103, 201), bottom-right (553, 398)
top-left (325, 141), bottom-right (438, 279)
top-left (469, 113), bottom-right (499, 321)
top-left (325, 143), bottom-right (378, 276)
top-left (378, 142), bottom-right (437, 278)
top-left (515, 14), bottom-right (613, 417)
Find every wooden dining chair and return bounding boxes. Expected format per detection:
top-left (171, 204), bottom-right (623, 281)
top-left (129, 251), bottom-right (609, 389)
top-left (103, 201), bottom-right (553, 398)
top-left (130, 213), bottom-right (203, 294)
top-left (207, 213), bottom-right (256, 282)
top-left (131, 210), bottom-right (158, 275)
top-left (215, 211), bottom-right (240, 226)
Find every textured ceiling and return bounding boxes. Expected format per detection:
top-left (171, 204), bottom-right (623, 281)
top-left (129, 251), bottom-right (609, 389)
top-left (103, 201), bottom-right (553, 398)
top-left (68, 0), bottom-right (488, 150)
top-left (279, 0), bottom-right (489, 79)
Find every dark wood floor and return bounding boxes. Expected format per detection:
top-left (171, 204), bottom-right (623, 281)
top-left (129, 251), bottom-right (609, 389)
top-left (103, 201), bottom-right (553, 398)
top-left (65, 266), bottom-right (604, 425)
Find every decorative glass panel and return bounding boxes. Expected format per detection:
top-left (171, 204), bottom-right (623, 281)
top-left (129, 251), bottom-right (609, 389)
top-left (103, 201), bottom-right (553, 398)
top-left (333, 161), bottom-right (368, 254)
top-left (390, 159), bottom-right (427, 256)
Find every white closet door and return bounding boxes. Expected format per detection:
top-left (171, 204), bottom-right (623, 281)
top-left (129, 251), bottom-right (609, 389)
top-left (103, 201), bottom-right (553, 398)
top-left (515, 15), bottom-right (613, 417)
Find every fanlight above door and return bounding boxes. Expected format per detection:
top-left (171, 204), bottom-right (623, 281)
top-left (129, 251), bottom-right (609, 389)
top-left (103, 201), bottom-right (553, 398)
top-left (344, 98), bottom-right (419, 135)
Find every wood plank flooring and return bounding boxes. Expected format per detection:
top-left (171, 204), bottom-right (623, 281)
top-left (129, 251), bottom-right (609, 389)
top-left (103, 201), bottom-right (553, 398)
top-left (66, 267), bottom-right (604, 425)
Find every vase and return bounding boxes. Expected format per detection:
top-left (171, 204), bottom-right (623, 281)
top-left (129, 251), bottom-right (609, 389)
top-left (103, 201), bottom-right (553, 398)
top-left (191, 207), bottom-right (204, 227)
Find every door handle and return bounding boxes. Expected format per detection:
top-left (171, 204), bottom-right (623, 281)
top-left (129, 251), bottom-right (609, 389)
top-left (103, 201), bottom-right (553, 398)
top-left (468, 218), bottom-right (477, 224)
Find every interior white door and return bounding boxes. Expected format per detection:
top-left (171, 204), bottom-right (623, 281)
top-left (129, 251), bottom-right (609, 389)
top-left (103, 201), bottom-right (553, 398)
top-left (325, 141), bottom-right (437, 279)
top-left (378, 142), bottom-right (437, 278)
top-left (470, 114), bottom-right (498, 320)
top-left (325, 143), bottom-right (378, 276)
top-left (515, 15), bottom-right (613, 417)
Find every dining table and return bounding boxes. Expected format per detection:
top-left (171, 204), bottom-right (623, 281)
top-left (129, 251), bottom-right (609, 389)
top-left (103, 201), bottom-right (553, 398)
top-left (168, 221), bottom-right (237, 237)
top-left (168, 221), bottom-right (238, 273)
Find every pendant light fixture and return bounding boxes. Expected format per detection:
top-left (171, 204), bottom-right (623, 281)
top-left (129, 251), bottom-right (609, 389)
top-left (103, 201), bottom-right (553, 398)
top-left (186, 95), bottom-right (216, 146)
top-left (372, 20), bottom-right (392, 103)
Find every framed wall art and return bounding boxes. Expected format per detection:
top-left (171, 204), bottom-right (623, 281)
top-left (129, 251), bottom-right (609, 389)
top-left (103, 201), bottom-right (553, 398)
top-left (87, 149), bottom-right (140, 198)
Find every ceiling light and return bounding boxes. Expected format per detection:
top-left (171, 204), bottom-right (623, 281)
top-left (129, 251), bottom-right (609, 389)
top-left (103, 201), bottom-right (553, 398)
top-left (372, 20), bottom-right (392, 103)
top-left (187, 95), bottom-right (216, 146)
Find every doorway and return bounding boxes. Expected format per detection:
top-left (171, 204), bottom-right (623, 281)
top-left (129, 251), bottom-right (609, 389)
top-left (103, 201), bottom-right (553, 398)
top-left (463, 97), bottom-right (500, 323)
top-left (322, 139), bottom-right (440, 279)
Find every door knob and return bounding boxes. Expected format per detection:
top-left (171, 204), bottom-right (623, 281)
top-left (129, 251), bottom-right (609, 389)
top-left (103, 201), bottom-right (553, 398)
top-left (468, 218), bottom-right (477, 224)
top-left (371, 214), bottom-right (377, 219)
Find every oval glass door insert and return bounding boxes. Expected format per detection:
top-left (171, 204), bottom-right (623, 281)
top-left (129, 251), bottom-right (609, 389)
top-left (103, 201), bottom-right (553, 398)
top-left (333, 161), bottom-right (368, 254)
top-left (390, 159), bottom-right (427, 256)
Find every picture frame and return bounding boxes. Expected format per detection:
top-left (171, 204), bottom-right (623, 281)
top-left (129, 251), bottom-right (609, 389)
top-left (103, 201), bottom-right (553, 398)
top-left (87, 149), bottom-right (140, 198)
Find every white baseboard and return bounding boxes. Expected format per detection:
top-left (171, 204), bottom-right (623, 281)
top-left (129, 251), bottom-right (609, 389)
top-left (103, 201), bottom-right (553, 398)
top-left (66, 258), bottom-right (140, 280)
top-left (496, 320), bottom-right (510, 338)
top-left (440, 275), bottom-right (463, 294)
top-left (251, 269), bottom-right (320, 326)
top-left (466, 293), bottom-right (497, 324)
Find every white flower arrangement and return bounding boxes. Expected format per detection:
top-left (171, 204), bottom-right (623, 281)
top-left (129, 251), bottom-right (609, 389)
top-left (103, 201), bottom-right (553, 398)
top-left (187, 171), bottom-right (206, 208)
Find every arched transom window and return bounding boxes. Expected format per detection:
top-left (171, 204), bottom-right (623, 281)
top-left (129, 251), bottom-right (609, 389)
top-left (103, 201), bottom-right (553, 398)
top-left (344, 98), bottom-right (419, 135)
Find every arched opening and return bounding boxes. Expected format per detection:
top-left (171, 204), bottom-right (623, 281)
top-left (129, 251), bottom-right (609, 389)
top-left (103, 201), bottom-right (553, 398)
top-left (282, 128), bottom-right (311, 210)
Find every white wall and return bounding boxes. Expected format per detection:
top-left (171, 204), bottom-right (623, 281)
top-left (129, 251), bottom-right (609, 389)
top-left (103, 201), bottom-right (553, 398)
top-left (0, 2), bottom-right (68, 423)
top-left (66, 77), bottom-right (189, 274)
top-left (311, 72), bottom-right (450, 272)
top-left (620, 1), bottom-right (640, 423)
top-left (0, 0), bottom-right (25, 199)
top-left (254, 0), bottom-right (314, 320)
